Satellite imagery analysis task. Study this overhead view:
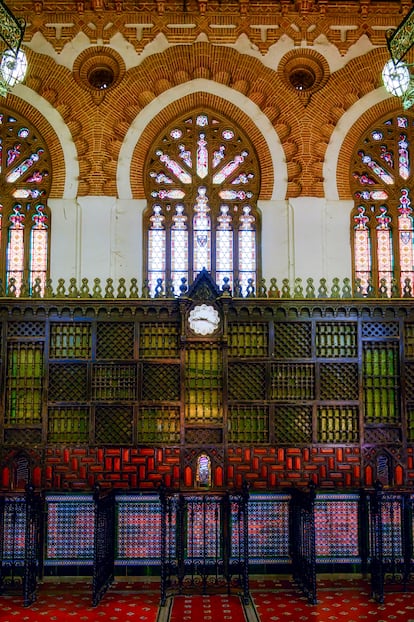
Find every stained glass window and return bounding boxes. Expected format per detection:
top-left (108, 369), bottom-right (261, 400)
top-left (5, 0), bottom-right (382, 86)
top-left (144, 111), bottom-right (260, 296)
top-left (0, 111), bottom-right (51, 295)
top-left (351, 114), bottom-right (414, 295)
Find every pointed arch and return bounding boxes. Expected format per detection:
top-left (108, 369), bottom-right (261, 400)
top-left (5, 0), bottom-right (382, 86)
top-left (118, 80), bottom-right (285, 202)
top-left (196, 453), bottom-right (212, 488)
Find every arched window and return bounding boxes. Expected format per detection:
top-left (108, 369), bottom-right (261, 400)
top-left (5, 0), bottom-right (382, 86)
top-left (351, 113), bottom-right (414, 296)
top-left (0, 111), bottom-right (51, 295)
top-left (196, 453), bottom-right (211, 488)
top-left (144, 111), bottom-right (260, 296)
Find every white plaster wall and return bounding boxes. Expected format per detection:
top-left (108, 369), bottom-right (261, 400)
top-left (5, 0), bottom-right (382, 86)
top-left (290, 198), bottom-right (324, 282)
top-left (288, 198), bottom-right (353, 286)
top-left (76, 196), bottom-right (114, 283)
top-left (325, 199), bottom-right (354, 282)
top-left (260, 199), bottom-right (292, 284)
top-left (49, 195), bottom-right (352, 290)
top-left (111, 199), bottom-right (145, 284)
top-left (48, 198), bottom-right (79, 283)
top-left (49, 197), bottom-right (145, 287)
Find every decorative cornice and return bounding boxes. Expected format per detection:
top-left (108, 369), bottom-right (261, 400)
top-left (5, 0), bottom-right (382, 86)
top-left (6, 1), bottom-right (409, 56)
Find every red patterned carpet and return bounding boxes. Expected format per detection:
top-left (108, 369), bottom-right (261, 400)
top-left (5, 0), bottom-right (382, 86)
top-left (0, 580), bottom-right (160, 622)
top-left (169, 593), bottom-right (247, 621)
top-left (1, 577), bottom-right (414, 621)
top-left (252, 577), bottom-right (414, 622)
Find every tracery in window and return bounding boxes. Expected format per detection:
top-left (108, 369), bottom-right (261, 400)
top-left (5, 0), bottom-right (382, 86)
top-left (351, 114), bottom-right (414, 295)
top-left (144, 111), bottom-right (260, 296)
top-left (0, 112), bottom-right (51, 295)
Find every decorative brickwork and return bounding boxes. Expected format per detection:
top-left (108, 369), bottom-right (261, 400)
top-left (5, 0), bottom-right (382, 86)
top-left (3, 1), bottom-right (406, 199)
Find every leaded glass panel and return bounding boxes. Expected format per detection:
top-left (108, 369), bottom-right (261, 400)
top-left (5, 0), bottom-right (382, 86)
top-left (5, 341), bottom-right (43, 425)
top-left (351, 114), bottom-right (414, 295)
top-left (145, 111), bottom-right (260, 296)
top-left (0, 112), bottom-right (51, 294)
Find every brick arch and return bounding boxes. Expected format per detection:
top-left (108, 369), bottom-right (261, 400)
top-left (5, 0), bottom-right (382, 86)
top-left (336, 98), bottom-right (402, 201)
top-left (111, 42), bottom-right (294, 199)
top-left (130, 90), bottom-right (275, 200)
top-left (6, 93), bottom-right (66, 199)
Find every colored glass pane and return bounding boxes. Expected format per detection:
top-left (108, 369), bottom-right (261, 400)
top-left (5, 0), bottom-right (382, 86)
top-left (0, 111), bottom-right (50, 294)
top-left (171, 205), bottom-right (188, 294)
top-left (353, 206), bottom-right (371, 291)
top-left (239, 206), bottom-right (256, 292)
top-left (398, 188), bottom-right (414, 291)
top-left (6, 206), bottom-right (24, 294)
top-left (193, 186), bottom-right (211, 276)
top-left (357, 151), bottom-right (394, 184)
top-left (145, 111), bottom-right (259, 296)
top-left (30, 205), bottom-right (48, 294)
top-left (196, 134), bottom-right (208, 178)
top-left (155, 150), bottom-right (191, 184)
top-left (148, 229), bottom-right (166, 293)
top-left (376, 207), bottom-right (393, 292)
top-left (351, 113), bottom-right (414, 295)
top-left (216, 205), bottom-right (233, 288)
top-left (212, 151), bottom-right (249, 184)
top-left (398, 133), bottom-right (410, 179)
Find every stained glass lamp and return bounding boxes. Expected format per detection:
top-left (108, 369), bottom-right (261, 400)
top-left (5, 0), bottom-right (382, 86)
top-left (0, 0), bottom-right (27, 97)
top-left (0, 48), bottom-right (27, 96)
top-left (382, 59), bottom-right (411, 97)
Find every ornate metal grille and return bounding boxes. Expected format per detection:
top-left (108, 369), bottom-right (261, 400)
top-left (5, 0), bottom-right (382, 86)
top-left (95, 405), bottom-right (133, 444)
top-left (49, 323), bottom-right (92, 359)
top-left (228, 322), bottom-right (268, 357)
top-left (317, 406), bottom-right (359, 443)
top-left (48, 363), bottom-right (88, 402)
top-left (314, 494), bottom-right (361, 562)
top-left (275, 405), bottom-right (312, 444)
top-left (138, 406), bottom-right (180, 444)
top-left (274, 322), bottom-right (312, 358)
top-left (315, 322), bottom-right (358, 358)
top-left (185, 343), bottom-right (222, 424)
top-left (91, 364), bottom-right (137, 401)
top-left (48, 407), bottom-right (89, 443)
top-left (45, 495), bottom-right (94, 564)
top-left (139, 322), bottom-right (179, 358)
top-left (116, 494), bottom-right (162, 564)
top-left (228, 405), bottom-right (268, 443)
top-left (96, 322), bottom-right (135, 359)
top-left (248, 493), bottom-right (290, 563)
